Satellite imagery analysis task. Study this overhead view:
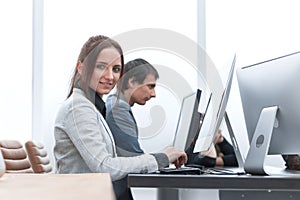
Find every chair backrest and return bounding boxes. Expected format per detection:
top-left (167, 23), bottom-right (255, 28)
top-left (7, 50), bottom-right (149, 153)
top-left (25, 140), bottom-right (52, 173)
top-left (0, 151), bottom-right (5, 177)
top-left (0, 140), bottom-right (33, 173)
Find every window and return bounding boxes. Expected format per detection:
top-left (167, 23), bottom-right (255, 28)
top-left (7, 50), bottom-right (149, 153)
top-left (0, 1), bottom-right (32, 142)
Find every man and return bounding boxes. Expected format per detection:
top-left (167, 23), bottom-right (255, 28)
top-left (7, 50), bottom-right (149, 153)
top-left (106, 58), bottom-right (159, 156)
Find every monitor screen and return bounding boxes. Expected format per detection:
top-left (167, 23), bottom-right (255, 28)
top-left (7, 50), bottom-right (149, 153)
top-left (173, 89), bottom-right (202, 152)
top-left (237, 51), bottom-right (300, 154)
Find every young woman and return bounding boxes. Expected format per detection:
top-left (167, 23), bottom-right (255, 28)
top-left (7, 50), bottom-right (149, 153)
top-left (53, 35), bottom-right (187, 200)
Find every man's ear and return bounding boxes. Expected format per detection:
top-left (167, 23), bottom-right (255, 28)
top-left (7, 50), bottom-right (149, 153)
top-left (76, 61), bottom-right (83, 75)
top-left (128, 78), bottom-right (136, 88)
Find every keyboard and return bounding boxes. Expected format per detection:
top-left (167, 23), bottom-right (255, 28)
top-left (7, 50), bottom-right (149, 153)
top-left (158, 164), bottom-right (246, 175)
top-left (187, 164), bottom-right (246, 175)
top-left (159, 166), bottom-right (203, 175)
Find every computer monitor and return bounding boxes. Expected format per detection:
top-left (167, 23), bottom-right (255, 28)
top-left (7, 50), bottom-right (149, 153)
top-left (173, 89), bottom-right (202, 152)
top-left (237, 51), bottom-right (300, 175)
top-left (194, 54), bottom-right (236, 153)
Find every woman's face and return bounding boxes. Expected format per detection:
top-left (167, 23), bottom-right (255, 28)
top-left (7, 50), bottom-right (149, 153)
top-left (89, 47), bottom-right (122, 95)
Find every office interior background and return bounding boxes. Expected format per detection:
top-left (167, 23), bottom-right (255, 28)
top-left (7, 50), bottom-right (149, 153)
top-left (1, 0), bottom-right (300, 199)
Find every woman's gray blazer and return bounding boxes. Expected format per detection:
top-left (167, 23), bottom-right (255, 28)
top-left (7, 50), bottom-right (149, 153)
top-left (53, 88), bottom-right (158, 181)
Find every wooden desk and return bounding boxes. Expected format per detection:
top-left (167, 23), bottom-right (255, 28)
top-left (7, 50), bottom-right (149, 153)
top-left (0, 173), bottom-right (115, 200)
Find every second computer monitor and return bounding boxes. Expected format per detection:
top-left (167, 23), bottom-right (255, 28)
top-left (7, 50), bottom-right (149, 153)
top-left (194, 54), bottom-right (236, 153)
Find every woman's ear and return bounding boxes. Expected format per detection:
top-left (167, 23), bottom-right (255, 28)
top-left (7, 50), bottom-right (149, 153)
top-left (76, 61), bottom-right (83, 75)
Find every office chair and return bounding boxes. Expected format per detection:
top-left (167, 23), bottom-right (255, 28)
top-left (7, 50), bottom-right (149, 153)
top-left (0, 140), bottom-right (33, 173)
top-left (25, 140), bottom-right (52, 173)
top-left (0, 150), bottom-right (5, 177)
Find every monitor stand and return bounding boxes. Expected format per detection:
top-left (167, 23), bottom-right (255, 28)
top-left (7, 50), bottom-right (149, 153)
top-left (244, 106), bottom-right (278, 175)
top-left (224, 112), bottom-right (244, 170)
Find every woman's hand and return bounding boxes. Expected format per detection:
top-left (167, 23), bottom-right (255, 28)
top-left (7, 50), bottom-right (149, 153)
top-left (214, 129), bottom-right (224, 144)
top-left (163, 146), bottom-right (187, 168)
top-left (200, 144), bottom-right (217, 158)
